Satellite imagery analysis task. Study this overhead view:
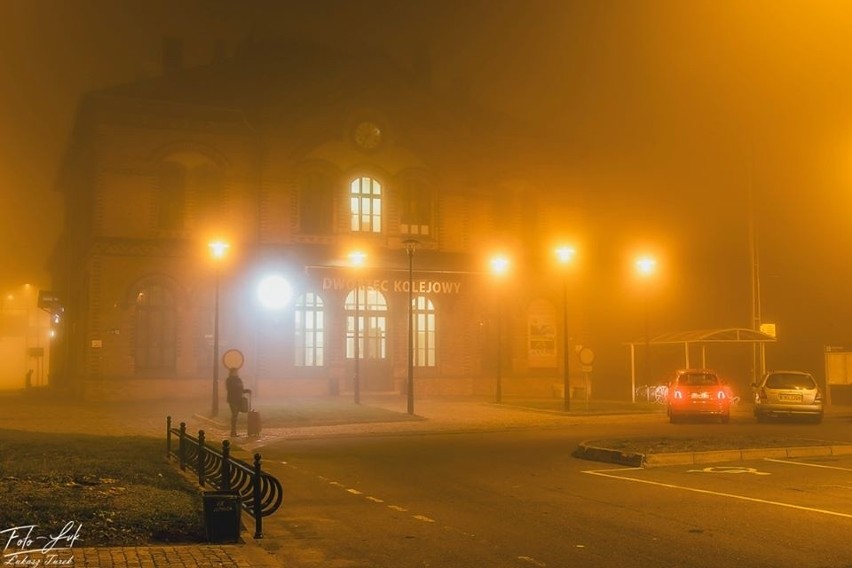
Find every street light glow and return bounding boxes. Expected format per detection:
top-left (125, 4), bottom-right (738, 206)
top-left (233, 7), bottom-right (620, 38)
top-left (257, 275), bottom-right (292, 311)
top-left (635, 255), bottom-right (657, 276)
top-left (348, 250), bottom-right (367, 267)
top-left (555, 246), bottom-right (576, 265)
top-left (490, 255), bottom-right (510, 276)
top-left (209, 240), bottom-right (230, 260)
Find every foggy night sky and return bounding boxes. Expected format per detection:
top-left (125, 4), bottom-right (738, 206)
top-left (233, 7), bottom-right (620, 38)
top-left (2, 0), bottom-right (852, 375)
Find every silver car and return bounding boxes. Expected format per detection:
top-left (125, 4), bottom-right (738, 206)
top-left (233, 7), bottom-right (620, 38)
top-left (752, 371), bottom-right (824, 423)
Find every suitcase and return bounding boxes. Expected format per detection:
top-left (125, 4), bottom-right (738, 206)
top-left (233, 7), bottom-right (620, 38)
top-left (245, 392), bottom-right (261, 437)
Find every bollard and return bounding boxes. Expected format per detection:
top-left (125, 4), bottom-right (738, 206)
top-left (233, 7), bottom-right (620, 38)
top-left (221, 440), bottom-right (231, 492)
top-left (198, 430), bottom-right (206, 487)
top-left (166, 416), bottom-right (172, 459)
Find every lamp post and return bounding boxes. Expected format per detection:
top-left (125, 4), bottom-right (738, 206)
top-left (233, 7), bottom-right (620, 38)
top-left (403, 239), bottom-right (419, 415)
top-left (555, 246), bottom-right (576, 412)
top-left (635, 255), bottom-right (657, 398)
top-left (349, 251), bottom-right (366, 405)
top-left (209, 240), bottom-right (230, 417)
top-left (490, 255), bottom-right (510, 403)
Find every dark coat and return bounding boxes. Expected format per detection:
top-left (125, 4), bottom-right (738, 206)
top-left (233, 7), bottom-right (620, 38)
top-left (225, 372), bottom-right (245, 405)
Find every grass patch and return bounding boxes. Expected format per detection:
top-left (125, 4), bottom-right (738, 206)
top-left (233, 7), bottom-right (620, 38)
top-left (0, 429), bottom-right (205, 546)
top-left (499, 398), bottom-right (666, 414)
top-left (251, 398), bottom-right (423, 427)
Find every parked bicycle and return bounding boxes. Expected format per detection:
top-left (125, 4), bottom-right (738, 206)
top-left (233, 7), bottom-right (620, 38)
top-left (635, 384), bottom-right (669, 404)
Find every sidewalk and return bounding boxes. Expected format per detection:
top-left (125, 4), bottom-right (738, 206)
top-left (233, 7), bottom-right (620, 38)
top-left (69, 542), bottom-right (280, 567)
top-left (194, 395), bottom-right (671, 453)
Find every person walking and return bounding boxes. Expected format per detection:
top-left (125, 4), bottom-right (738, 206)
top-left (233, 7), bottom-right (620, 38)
top-left (225, 368), bottom-right (250, 436)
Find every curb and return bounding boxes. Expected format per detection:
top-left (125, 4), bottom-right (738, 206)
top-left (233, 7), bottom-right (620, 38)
top-left (571, 444), bottom-right (645, 467)
top-left (574, 442), bottom-right (852, 468)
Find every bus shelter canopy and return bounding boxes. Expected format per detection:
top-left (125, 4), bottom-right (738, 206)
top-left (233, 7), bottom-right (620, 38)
top-left (627, 328), bottom-right (777, 394)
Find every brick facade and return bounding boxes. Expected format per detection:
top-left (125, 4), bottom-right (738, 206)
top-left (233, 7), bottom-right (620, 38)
top-left (51, 43), bottom-right (585, 401)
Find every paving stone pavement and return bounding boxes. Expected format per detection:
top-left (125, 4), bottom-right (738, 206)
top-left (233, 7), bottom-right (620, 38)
top-left (69, 543), bottom-right (280, 567)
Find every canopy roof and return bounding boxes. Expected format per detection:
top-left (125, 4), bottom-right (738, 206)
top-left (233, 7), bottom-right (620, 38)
top-left (627, 328), bottom-right (776, 394)
top-left (627, 327), bottom-right (777, 346)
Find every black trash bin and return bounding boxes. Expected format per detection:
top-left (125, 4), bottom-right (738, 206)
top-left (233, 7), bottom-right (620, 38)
top-left (202, 490), bottom-right (242, 543)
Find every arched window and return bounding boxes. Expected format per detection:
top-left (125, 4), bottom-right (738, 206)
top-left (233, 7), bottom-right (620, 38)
top-left (350, 176), bottom-right (382, 233)
top-left (157, 161), bottom-right (186, 229)
top-left (295, 293), bottom-right (325, 366)
top-left (345, 287), bottom-right (388, 359)
top-left (413, 295), bottom-right (436, 366)
top-left (134, 283), bottom-right (177, 373)
top-left (300, 171), bottom-right (334, 234)
top-left (194, 163), bottom-right (225, 223)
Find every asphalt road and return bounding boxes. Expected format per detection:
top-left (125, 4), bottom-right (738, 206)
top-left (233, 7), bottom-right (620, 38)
top-left (255, 417), bottom-right (852, 568)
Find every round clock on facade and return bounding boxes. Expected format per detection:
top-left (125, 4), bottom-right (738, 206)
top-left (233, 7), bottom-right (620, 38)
top-left (353, 121), bottom-right (382, 150)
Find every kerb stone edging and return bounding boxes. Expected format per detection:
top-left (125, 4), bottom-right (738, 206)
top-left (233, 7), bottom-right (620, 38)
top-left (575, 442), bottom-right (852, 468)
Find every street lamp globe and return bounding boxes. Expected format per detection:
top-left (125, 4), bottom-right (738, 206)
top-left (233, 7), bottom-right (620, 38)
top-left (257, 275), bottom-right (292, 311)
top-left (209, 240), bottom-right (230, 260)
top-left (490, 255), bottom-right (510, 277)
top-left (555, 246), bottom-right (576, 266)
top-left (636, 256), bottom-right (657, 277)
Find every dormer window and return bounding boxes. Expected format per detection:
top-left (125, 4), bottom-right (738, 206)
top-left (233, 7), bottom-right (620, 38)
top-left (398, 175), bottom-right (431, 236)
top-left (350, 176), bottom-right (382, 233)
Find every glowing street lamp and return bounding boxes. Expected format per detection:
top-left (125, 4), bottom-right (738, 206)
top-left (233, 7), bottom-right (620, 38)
top-left (490, 255), bottom-right (510, 403)
top-left (403, 239), bottom-right (419, 415)
top-left (349, 251), bottom-right (366, 404)
top-left (635, 255), bottom-right (657, 401)
top-left (209, 240), bottom-right (230, 417)
top-left (257, 275), bottom-right (292, 311)
top-left (555, 246), bottom-right (576, 411)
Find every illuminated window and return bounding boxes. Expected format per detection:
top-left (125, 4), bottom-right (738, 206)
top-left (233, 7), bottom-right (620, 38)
top-left (134, 283), bottom-right (176, 373)
top-left (399, 176), bottom-right (431, 236)
top-left (413, 295), bottom-right (436, 366)
top-left (350, 176), bottom-right (382, 233)
top-left (345, 287), bottom-right (387, 359)
top-left (300, 171), bottom-right (334, 234)
top-left (295, 293), bottom-right (324, 366)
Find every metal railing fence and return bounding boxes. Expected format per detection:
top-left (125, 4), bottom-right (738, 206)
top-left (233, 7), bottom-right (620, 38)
top-left (166, 416), bottom-right (283, 538)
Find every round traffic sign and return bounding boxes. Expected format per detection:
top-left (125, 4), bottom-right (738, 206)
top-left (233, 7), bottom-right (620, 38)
top-left (222, 348), bottom-right (245, 370)
top-left (578, 346), bottom-right (595, 366)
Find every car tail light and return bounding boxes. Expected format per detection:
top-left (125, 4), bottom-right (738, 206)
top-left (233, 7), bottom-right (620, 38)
top-left (717, 390), bottom-right (727, 400)
top-left (757, 387), bottom-right (768, 401)
top-left (815, 389), bottom-right (823, 402)
top-left (672, 389), bottom-right (684, 400)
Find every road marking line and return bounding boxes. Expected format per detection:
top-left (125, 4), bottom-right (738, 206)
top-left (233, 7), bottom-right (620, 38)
top-left (413, 515), bottom-right (435, 523)
top-left (518, 555), bottom-right (547, 566)
top-left (687, 466), bottom-right (770, 475)
top-left (764, 458), bottom-right (852, 471)
top-left (346, 488), bottom-right (363, 495)
top-left (366, 496), bottom-right (384, 503)
top-left (388, 505), bottom-right (408, 512)
top-left (583, 468), bottom-right (852, 519)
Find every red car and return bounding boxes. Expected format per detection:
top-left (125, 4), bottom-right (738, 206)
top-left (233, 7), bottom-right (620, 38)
top-left (667, 369), bottom-right (731, 423)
